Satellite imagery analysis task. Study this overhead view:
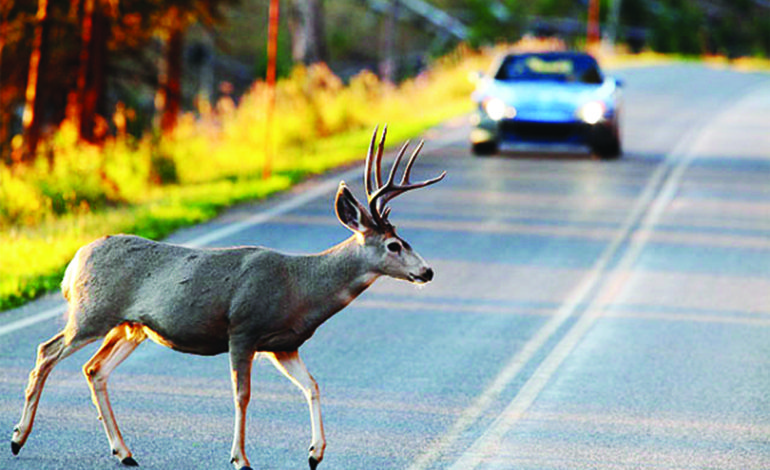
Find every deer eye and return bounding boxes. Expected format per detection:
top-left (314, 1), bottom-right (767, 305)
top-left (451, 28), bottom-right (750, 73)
top-left (387, 242), bottom-right (402, 254)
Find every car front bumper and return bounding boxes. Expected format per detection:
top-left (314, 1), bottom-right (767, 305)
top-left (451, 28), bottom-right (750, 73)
top-left (471, 110), bottom-right (617, 149)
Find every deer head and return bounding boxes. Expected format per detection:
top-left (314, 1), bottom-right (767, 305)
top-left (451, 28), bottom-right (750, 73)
top-left (335, 126), bottom-right (446, 284)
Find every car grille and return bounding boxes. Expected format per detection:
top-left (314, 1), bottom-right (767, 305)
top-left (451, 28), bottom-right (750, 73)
top-left (500, 120), bottom-right (586, 143)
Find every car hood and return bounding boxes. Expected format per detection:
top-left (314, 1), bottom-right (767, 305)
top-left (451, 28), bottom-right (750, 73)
top-left (486, 80), bottom-right (600, 109)
top-left (473, 79), bottom-right (617, 123)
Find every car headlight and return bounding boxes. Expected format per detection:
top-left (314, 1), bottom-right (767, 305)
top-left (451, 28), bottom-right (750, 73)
top-left (483, 98), bottom-right (516, 121)
top-left (578, 101), bottom-right (606, 125)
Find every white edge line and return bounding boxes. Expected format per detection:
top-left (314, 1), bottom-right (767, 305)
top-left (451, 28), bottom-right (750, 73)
top-left (183, 173), bottom-right (350, 248)
top-left (0, 305), bottom-right (67, 338)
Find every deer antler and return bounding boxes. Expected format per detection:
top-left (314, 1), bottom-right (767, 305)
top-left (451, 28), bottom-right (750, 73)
top-left (364, 125), bottom-right (446, 227)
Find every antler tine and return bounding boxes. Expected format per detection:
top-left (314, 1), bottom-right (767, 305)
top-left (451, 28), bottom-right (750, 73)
top-left (407, 170), bottom-right (447, 190)
top-left (364, 125), bottom-right (379, 197)
top-left (371, 140), bottom-right (409, 216)
top-left (401, 140), bottom-right (424, 185)
top-left (387, 140), bottom-right (411, 189)
top-left (377, 170), bottom-right (446, 212)
top-left (368, 136), bottom-right (446, 223)
top-left (374, 124), bottom-right (388, 191)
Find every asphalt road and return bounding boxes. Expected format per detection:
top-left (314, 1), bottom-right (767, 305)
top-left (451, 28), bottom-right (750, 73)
top-left (2, 64), bottom-right (770, 470)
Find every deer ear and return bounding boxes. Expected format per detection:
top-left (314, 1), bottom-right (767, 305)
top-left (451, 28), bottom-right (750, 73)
top-left (335, 182), bottom-right (375, 233)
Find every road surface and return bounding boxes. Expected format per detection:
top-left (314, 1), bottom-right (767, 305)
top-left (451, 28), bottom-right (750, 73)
top-left (2, 64), bottom-right (770, 469)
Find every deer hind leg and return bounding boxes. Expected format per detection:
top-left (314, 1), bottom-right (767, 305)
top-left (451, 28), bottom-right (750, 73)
top-left (11, 331), bottom-right (96, 455)
top-left (267, 351), bottom-right (326, 470)
top-left (82, 323), bottom-right (146, 466)
top-left (228, 349), bottom-right (254, 470)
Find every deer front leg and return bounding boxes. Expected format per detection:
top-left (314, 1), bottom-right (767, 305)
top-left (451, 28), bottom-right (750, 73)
top-left (267, 351), bottom-right (326, 470)
top-left (229, 349), bottom-right (254, 470)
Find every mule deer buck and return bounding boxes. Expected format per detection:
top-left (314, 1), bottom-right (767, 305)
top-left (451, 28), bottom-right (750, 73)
top-left (10, 126), bottom-right (445, 469)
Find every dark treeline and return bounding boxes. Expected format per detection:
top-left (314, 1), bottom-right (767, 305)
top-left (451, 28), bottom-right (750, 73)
top-left (454, 0), bottom-right (770, 56)
top-left (0, 0), bottom-right (236, 164)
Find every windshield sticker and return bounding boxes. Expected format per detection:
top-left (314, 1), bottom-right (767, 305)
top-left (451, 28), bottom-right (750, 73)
top-left (525, 57), bottom-right (573, 75)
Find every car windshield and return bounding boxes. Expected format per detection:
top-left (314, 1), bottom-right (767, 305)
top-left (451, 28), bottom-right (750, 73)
top-left (494, 53), bottom-right (603, 84)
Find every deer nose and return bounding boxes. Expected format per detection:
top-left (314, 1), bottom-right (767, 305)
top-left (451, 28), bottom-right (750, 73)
top-left (422, 268), bottom-right (434, 282)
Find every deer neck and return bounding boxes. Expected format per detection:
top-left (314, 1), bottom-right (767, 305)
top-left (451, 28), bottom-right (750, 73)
top-left (294, 236), bottom-right (379, 329)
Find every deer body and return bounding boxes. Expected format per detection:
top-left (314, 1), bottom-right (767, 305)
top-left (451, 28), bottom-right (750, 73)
top-left (11, 127), bottom-right (444, 470)
top-left (65, 234), bottom-right (378, 355)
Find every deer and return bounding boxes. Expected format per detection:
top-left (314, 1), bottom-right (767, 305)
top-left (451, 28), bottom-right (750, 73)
top-left (10, 126), bottom-right (445, 470)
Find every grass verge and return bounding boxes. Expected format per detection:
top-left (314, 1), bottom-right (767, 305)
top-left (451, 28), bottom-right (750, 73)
top-left (0, 175), bottom-right (295, 311)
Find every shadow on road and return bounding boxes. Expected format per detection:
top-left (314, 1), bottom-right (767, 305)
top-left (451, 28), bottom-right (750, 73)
top-left (478, 148), bottom-right (598, 161)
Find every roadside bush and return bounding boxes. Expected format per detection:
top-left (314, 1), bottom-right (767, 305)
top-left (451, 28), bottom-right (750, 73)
top-left (0, 167), bottom-right (48, 226)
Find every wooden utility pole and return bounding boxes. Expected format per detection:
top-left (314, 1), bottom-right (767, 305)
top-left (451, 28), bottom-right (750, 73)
top-left (264, 0), bottom-right (280, 179)
top-left (587, 0), bottom-right (600, 48)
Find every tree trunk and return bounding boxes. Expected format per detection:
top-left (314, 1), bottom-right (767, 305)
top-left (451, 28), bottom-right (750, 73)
top-left (379, 0), bottom-right (399, 84)
top-left (0, 1), bottom-right (11, 157)
top-left (19, 0), bottom-right (50, 162)
top-left (160, 22), bottom-right (183, 134)
top-left (77, 0), bottom-right (109, 142)
top-left (289, 0), bottom-right (328, 65)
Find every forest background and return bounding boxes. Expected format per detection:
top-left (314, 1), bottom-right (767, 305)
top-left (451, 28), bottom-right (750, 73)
top-left (1, 0), bottom-right (769, 311)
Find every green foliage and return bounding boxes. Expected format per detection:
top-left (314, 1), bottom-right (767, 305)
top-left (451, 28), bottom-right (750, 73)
top-left (755, 16), bottom-right (770, 57)
top-left (620, 0), bottom-right (651, 27)
top-left (463, 0), bottom-right (529, 46)
top-left (0, 166), bottom-right (49, 226)
top-left (536, 0), bottom-right (576, 17)
top-left (149, 136), bottom-right (180, 186)
top-left (649, 0), bottom-right (705, 55)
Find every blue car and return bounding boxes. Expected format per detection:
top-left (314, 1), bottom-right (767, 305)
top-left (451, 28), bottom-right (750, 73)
top-left (470, 51), bottom-right (623, 159)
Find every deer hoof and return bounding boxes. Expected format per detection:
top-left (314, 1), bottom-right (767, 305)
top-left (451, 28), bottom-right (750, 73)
top-left (309, 456), bottom-right (320, 470)
top-left (11, 440), bottom-right (21, 455)
top-left (121, 456), bottom-right (139, 466)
